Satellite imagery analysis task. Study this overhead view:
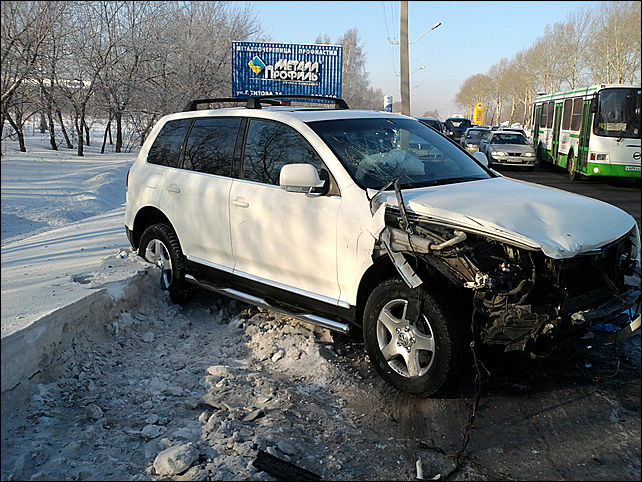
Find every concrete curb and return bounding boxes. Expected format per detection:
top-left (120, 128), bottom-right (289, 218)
top-left (1, 269), bottom-right (153, 408)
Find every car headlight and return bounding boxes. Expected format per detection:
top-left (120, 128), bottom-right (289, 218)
top-left (492, 151), bottom-right (507, 156)
top-left (524, 152), bottom-right (535, 157)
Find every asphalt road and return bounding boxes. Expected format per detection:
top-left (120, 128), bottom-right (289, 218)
top-left (500, 163), bottom-right (641, 228)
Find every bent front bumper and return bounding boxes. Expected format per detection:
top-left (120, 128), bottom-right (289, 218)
top-left (482, 288), bottom-right (641, 351)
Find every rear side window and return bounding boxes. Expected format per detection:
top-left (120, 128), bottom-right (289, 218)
top-left (183, 117), bottom-right (241, 176)
top-left (147, 119), bottom-right (191, 168)
top-left (242, 119), bottom-right (322, 185)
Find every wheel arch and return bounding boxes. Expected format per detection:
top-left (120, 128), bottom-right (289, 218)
top-left (353, 252), bottom-right (463, 328)
top-left (131, 206), bottom-right (173, 251)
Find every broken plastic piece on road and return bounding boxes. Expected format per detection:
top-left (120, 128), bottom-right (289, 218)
top-left (252, 450), bottom-right (321, 481)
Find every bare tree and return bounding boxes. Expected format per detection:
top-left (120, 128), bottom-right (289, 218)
top-left (320, 28), bottom-right (383, 110)
top-left (585, 1), bottom-right (641, 84)
top-left (1, 1), bottom-right (66, 149)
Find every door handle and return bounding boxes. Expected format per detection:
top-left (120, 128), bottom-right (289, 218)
top-left (166, 184), bottom-right (180, 193)
top-left (231, 198), bottom-right (249, 208)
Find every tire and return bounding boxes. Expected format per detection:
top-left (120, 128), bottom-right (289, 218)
top-left (567, 152), bottom-right (580, 182)
top-left (139, 223), bottom-right (192, 304)
top-left (362, 278), bottom-right (469, 397)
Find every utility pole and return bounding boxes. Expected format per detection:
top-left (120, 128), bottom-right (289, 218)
top-left (399, 1), bottom-right (410, 116)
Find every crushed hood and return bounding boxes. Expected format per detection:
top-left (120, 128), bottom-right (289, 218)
top-left (379, 177), bottom-right (635, 259)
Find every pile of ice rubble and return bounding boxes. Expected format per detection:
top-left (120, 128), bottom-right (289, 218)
top-left (3, 279), bottom-right (421, 481)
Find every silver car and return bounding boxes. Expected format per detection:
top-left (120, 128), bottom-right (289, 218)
top-left (479, 131), bottom-right (536, 171)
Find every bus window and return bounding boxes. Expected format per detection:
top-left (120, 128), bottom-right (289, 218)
top-left (571, 98), bottom-right (583, 131)
top-left (546, 101), bottom-right (554, 128)
top-left (539, 104), bottom-right (547, 127)
top-left (562, 99), bottom-right (572, 130)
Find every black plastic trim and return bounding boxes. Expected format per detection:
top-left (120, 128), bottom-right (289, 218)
top-left (185, 260), bottom-right (356, 324)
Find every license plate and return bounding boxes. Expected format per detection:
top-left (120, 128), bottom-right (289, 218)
top-left (624, 166), bottom-right (640, 172)
top-left (508, 157), bottom-right (523, 163)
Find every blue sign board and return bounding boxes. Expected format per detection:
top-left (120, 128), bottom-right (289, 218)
top-left (232, 42), bottom-right (342, 101)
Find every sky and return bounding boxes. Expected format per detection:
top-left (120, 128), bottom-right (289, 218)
top-left (242, 0), bottom-right (602, 117)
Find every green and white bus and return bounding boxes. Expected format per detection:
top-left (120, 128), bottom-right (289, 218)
top-left (532, 84), bottom-right (640, 181)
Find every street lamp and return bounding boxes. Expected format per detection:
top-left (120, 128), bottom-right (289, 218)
top-left (410, 22), bottom-right (442, 44)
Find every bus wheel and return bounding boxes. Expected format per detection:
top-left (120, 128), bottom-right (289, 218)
top-left (567, 154), bottom-right (580, 182)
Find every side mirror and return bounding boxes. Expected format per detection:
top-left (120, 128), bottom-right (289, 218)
top-left (279, 163), bottom-right (325, 193)
top-left (473, 151), bottom-right (489, 167)
top-left (590, 97), bottom-right (598, 113)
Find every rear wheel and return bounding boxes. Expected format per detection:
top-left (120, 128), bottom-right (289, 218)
top-left (139, 223), bottom-right (192, 304)
top-left (362, 278), bottom-right (469, 397)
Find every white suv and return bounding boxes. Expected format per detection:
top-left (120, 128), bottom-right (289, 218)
top-left (125, 96), bottom-right (641, 396)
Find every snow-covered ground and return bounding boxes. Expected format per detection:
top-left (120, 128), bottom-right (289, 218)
top-left (1, 129), bottom-right (147, 337)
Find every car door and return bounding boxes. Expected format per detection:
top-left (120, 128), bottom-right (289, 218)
top-left (158, 116), bottom-right (240, 269)
top-left (228, 118), bottom-right (341, 302)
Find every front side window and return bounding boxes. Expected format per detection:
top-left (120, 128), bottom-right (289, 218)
top-left (147, 119), bottom-right (192, 168)
top-left (242, 119), bottom-right (323, 185)
top-left (308, 117), bottom-right (492, 190)
top-left (183, 117), bottom-right (240, 176)
top-left (594, 88), bottom-right (641, 139)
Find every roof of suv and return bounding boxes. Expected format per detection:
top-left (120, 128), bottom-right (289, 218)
top-left (162, 106), bottom-right (409, 124)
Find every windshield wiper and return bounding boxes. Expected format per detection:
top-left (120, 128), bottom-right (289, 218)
top-left (430, 176), bottom-right (486, 186)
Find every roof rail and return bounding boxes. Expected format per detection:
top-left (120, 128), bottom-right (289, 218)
top-left (245, 95), bottom-right (349, 110)
top-left (182, 98), bottom-right (281, 112)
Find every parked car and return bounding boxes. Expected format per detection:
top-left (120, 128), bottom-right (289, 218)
top-left (461, 127), bottom-right (491, 152)
top-left (479, 131), bottom-right (536, 170)
top-left (125, 96), bottom-right (640, 397)
top-left (444, 117), bottom-right (472, 143)
top-left (417, 117), bottom-right (445, 134)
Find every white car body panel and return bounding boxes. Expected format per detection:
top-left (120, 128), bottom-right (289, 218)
top-left (377, 177), bottom-right (635, 259)
top-left (158, 169), bottom-right (235, 268)
top-left (228, 178), bottom-right (342, 302)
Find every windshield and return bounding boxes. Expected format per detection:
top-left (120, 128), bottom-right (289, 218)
top-left (445, 118), bottom-right (471, 130)
top-left (307, 117), bottom-right (492, 189)
top-left (466, 129), bottom-right (490, 139)
top-left (594, 88), bottom-right (641, 139)
top-left (491, 133), bottom-right (528, 145)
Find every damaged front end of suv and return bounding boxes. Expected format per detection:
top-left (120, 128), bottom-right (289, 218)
top-left (373, 187), bottom-right (641, 353)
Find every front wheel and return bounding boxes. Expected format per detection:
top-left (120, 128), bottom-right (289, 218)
top-left (139, 223), bottom-right (192, 304)
top-left (362, 278), bottom-right (469, 397)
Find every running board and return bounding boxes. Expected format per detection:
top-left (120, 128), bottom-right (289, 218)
top-left (184, 275), bottom-right (351, 334)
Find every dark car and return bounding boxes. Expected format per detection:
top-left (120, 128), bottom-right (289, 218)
top-left (417, 117), bottom-right (444, 134)
top-left (444, 117), bottom-right (472, 143)
top-left (461, 127), bottom-right (491, 152)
